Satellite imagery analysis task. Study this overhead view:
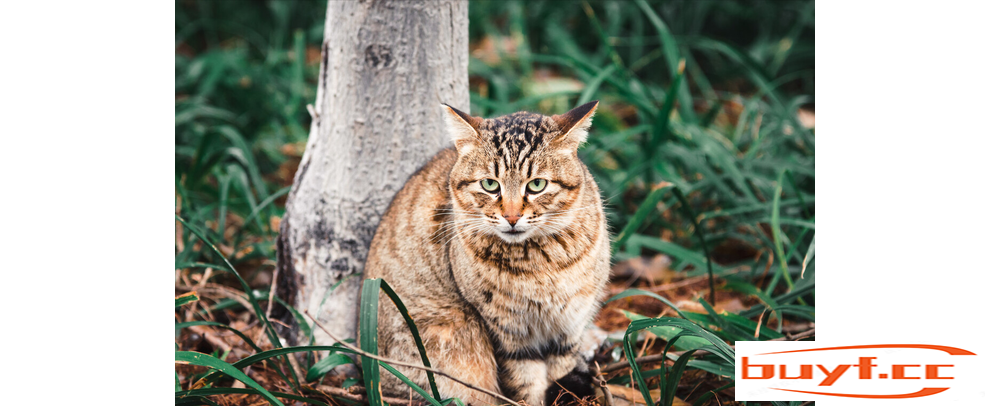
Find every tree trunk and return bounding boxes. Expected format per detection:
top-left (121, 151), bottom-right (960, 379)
top-left (276, 0), bottom-right (469, 345)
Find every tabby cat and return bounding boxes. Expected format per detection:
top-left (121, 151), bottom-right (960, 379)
top-left (363, 101), bottom-right (610, 406)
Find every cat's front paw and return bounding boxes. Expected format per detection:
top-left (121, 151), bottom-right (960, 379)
top-left (544, 366), bottom-right (595, 405)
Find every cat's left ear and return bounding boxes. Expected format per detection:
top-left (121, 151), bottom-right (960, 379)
top-left (441, 103), bottom-right (483, 153)
top-left (551, 100), bottom-right (598, 147)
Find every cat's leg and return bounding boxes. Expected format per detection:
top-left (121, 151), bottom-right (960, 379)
top-left (498, 358), bottom-right (549, 406)
top-left (426, 317), bottom-right (502, 406)
top-left (544, 353), bottom-right (594, 405)
top-left (378, 302), bottom-right (501, 406)
top-left (497, 334), bottom-right (595, 405)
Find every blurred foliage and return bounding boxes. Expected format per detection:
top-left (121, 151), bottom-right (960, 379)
top-left (176, 1), bottom-right (815, 404)
top-left (175, 0), bottom-right (815, 268)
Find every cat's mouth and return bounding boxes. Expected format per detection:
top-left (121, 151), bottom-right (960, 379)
top-left (495, 227), bottom-right (532, 243)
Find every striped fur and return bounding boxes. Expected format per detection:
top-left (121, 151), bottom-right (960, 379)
top-left (364, 101), bottom-right (610, 405)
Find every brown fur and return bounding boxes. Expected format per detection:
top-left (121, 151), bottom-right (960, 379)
top-left (364, 101), bottom-right (610, 405)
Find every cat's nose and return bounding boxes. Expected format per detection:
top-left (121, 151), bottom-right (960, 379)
top-left (504, 213), bottom-right (521, 226)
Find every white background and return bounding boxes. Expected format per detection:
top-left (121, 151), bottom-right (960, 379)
top-left (1, 1), bottom-right (988, 405)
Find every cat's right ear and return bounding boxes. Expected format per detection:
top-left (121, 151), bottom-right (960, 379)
top-left (441, 104), bottom-right (482, 153)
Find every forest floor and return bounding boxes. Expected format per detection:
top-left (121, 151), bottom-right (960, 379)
top-left (176, 248), bottom-right (813, 406)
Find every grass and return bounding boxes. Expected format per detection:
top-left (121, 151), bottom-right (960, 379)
top-left (175, 1), bottom-right (815, 405)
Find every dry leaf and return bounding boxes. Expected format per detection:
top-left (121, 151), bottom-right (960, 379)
top-left (604, 384), bottom-right (688, 406)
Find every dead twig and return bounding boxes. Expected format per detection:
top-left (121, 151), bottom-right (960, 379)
top-left (265, 264), bottom-right (279, 330)
top-left (754, 308), bottom-right (768, 339)
top-left (260, 262), bottom-right (280, 348)
top-left (780, 327), bottom-right (816, 341)
top-left (305, 310), bottom-right (523, 406)
top-left (601, 328), bottom-right (815, 374)
top-left (315, 385), bottom-right (423, 406)
top-left (593, 361), bottom-right (614, 406)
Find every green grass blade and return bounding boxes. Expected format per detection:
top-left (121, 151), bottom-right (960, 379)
top-left (196, 345), bottom-right (351, 388)
top-left (175, 261), bottom-right (227, 270)
top-left (622, 317), bottom-right (733, 406)
top-left (685, 359), bottom-right (734, 380)
top-left (176, 351), bottom-right (285, 406)
top-left (606, 288), bottom-right (687, 319)
top-left (661, 347), bottom-right (697, 406)
top-left (378, 361), bottom-right (443, 406)
top-left (175, 216), bottom-right (284, 350)
top-left (354, 279), bottom-right (441, 400)
top-left (646, 59), bottom-right (685, 155)
top-left (359, 279), bottom-right (383, 406)
top-left (769, 171), bottom-right (795, 292)
top-left (633, 0), bottom-right (678, 79)
top-left (578, 64), bottom-right (617, 105)
top-left (633, 0), bottom-right (695, 123)
top-left (721, 280), bottom-right (782, 329)
top-left (628, 318), bottom-right (735, 364)
top-left (216, 171), bottom-right (232, 237)
top-left (273, 296), bottom-right (312, 341)
top-left (694, 298), bottom-right (747, 340)
top-left (623, 326), bottom-right (656, 406)
top-left (306, 353), bottom-right (354, 382)
top-left (611, 183), bottom-right (673, 252)
top-left (690, 382), bottom-right (734, 406)
top-left (801, 234), bottom-right (815, 278)
top-left (175, 321), bottom-right (264, 353)
top-left (378, 280), bottom-right (442, 400)
top-left (176, 396), bottom-right (221, 406)
top-left (740, 281), bottom-right (815, 318)
top-left (719, 311), bottom-right (784, 340)
top-left (619, 309), bottom-right (709, 351)
top-left (178, 219), bottom-right (300, 382)
top-left (235, 185), bottom-right (292, 242)
top-left (607, 367), bottom-right (665, 385)
top-left (176, 388), bottom-right (328, 406)
top-left (176, 215), bottom-right (299, 388)
top-left (624, 235), bottom-right (727, 277)
top-left (695, 299), bottom-right (758, 342)
top-left (671, 187), bottom-right (716, 303)
top-left (176, 292), bottom-right (200, 308)
top-left (697, 197), bottom-right (814, 222)
top-left (581, 2), bottom-right (626, 70)
top-left (441, 398), bottom-right (466, 406)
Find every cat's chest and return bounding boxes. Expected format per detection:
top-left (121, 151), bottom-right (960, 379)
top-left (450, 238), bottom-right (606, 345)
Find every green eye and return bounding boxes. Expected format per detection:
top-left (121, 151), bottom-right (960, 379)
top-left (480, 179), bottom-right (500, 192)
top-left (527, 179), bottom-right (547, 193)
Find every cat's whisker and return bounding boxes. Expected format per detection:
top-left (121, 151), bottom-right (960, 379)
top-left (433, 214), bottom-right (489, 222)
top-left (433, 209), bottom-right (487, 216)
top-left (537, 218), bottom-right (581, 238)
top-left (441, 223), bottom-right (492, 248)
top-left (432, 219), bottom-right (491, 244)
top-left (435, 218), bottom-right (494, 245)
top-left (548, 202), bottom-right (601, 216)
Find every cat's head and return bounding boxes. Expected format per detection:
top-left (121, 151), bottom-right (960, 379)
top-left (442, 101), bottom-right (598, 244)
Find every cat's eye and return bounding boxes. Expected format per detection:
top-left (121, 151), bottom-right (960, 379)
top-left (480, 179), bottom-right (500, 193)
top-left (526, 179), bottom-right (547, 194)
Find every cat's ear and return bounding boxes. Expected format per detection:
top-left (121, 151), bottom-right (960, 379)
top-left (551, 100), bottom-right (598, 147)
top-left (441, 104), bottom-right (483, 152)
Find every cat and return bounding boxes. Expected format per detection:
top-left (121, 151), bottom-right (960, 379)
top-left (362, 101), bottom-right (611, 406)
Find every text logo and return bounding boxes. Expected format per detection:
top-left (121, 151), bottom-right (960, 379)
top-left (736, 343), bottom-right (976, 401)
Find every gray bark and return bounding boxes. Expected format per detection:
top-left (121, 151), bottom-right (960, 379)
top-left (276, 0), bottom-right (470, 345)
